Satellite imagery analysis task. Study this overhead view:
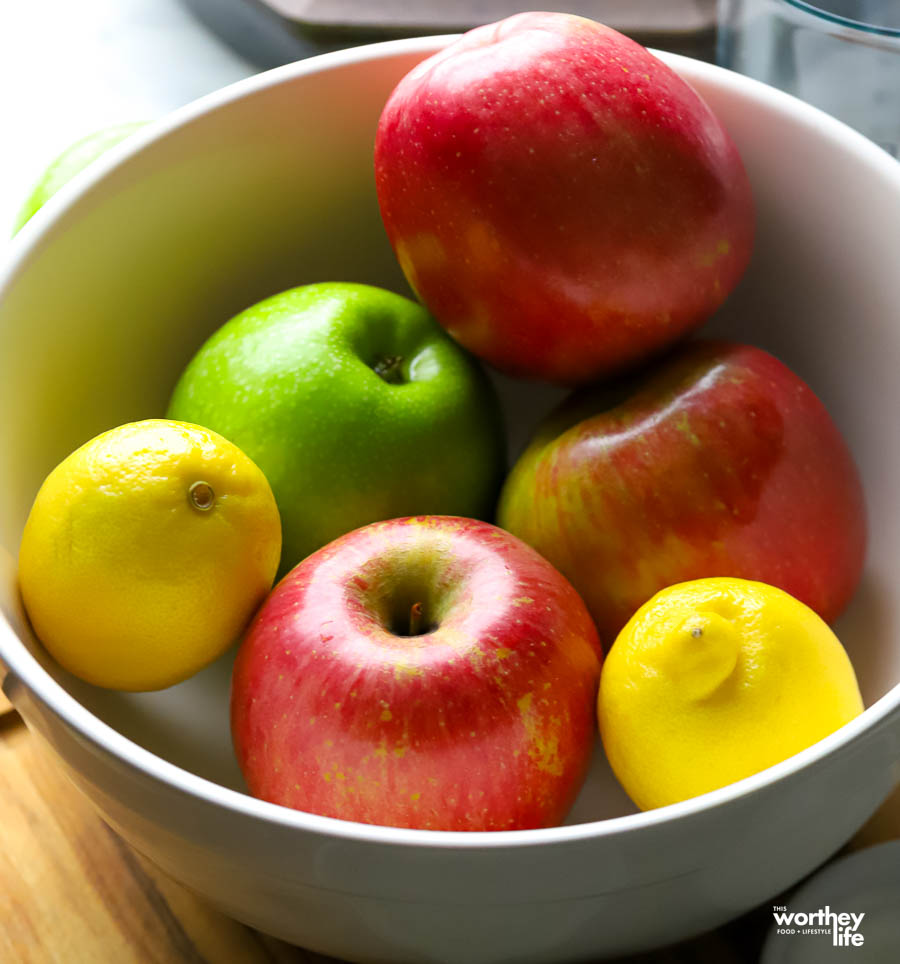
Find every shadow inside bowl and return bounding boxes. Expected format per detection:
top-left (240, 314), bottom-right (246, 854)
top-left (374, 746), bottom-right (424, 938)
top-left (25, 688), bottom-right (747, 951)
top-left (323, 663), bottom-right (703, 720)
top-left (60, 626), bottom-right (639, 825)
top-left (61, 647), bottom-right (247, 792)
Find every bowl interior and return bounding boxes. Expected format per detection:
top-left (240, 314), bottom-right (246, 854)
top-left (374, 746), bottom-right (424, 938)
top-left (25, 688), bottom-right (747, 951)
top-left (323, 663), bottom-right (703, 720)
top-left (1, 40), bottom-right (899, 829)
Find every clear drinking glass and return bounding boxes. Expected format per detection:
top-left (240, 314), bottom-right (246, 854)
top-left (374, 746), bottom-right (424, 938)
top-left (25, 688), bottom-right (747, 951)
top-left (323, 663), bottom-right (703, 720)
top-left (717, 1), bottom-right (900, 156)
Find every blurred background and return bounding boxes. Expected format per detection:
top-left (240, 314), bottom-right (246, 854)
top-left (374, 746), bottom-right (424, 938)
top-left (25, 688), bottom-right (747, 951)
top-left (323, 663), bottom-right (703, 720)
top-left (0, 0), bottom-right (717, 234)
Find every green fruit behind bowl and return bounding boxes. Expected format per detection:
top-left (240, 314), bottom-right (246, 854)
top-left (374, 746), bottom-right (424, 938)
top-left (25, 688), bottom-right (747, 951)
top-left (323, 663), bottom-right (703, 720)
top-left (12, 121), bottom-right (146, 235)
top-left (167, 282), bottom-right (506, 573)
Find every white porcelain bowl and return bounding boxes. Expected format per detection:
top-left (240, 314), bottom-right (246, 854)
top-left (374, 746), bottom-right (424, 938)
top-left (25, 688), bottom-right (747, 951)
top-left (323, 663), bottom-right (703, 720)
top-left (1, 37), bottom-right (900, 964)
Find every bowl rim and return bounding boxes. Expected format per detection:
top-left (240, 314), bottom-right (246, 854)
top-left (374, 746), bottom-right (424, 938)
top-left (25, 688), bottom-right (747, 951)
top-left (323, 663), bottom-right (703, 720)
top-left (2, 34), bottom-right (900, 852)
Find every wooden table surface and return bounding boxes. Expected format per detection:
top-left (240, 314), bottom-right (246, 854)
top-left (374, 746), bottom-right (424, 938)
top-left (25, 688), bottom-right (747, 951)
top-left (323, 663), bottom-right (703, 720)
top-left (2, 692), bottom-right (896, 964)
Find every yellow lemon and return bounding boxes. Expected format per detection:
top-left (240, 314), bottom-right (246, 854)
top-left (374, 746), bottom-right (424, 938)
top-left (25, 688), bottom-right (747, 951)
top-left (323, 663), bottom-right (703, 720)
top-left (18, 419), bottom-right (281, 691)
top-left (598, 577), bottom-right (863, 810)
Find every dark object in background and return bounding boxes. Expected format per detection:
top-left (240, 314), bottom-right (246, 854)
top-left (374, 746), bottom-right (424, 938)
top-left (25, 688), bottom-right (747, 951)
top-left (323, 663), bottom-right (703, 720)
top-left (180, 0), bottom-right (717, 69)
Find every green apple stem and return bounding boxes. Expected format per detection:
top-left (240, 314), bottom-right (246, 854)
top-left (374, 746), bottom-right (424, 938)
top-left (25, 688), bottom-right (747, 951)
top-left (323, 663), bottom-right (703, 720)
top-left (409, 601), bottom-right (424, 637)
top-left (373, 355), bottom-right (404, 384)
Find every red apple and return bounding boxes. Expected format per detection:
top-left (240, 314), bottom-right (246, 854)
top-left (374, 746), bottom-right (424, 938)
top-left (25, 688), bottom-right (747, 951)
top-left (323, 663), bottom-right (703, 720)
top-left (497, 341), bottom-right (866, 642)
top-left (374, 12), bottom-right (755, 385)
top-left (231, 516), bottom-right (602, 831)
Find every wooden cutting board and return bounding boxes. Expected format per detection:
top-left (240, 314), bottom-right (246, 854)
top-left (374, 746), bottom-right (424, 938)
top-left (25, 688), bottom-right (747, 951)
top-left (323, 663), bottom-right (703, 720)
top-left (1, 700), bottom-right (894, 964)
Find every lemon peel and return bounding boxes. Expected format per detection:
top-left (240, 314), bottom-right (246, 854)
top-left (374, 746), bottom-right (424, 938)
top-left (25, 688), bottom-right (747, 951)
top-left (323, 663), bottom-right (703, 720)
top-left (598, 577), bottom-right (863, 810)
top-left (18, 419), bottom-right (281, 690)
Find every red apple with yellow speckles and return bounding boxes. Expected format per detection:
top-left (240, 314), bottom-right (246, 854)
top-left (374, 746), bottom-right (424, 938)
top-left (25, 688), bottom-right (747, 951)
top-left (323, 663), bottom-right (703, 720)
top-left (230, 515), bottom-right (602, 831)
top-left (497, 340), bottom-right (867, 642)
top-left (374, 12), bottom-right (755, 385)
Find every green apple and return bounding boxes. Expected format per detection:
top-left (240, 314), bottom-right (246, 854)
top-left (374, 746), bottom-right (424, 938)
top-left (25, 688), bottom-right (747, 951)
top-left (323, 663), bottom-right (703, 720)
top-left (12, 121), bottom-right (146, 235)
top-left (167, 282), bottom-right (506, 572)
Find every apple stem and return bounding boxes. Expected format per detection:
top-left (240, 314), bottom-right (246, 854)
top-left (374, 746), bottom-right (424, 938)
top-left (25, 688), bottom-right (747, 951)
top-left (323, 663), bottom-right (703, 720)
top-left (373, 355), bottom-right (404, 384)
top-left (409, 602), bottom-right (424, 637)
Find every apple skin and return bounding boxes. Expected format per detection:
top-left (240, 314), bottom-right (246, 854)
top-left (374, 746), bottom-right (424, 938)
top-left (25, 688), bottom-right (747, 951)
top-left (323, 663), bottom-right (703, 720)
top-left (167, 282), bottom-right (505, 573)
top-left (497, 340), bottom-right (866, 642)
top-left (374, 12), bottom-right (754, 385)
top-left (13, 121), bottom-right (146, 235)
top-left (231, 516), bottom-right (603, 831)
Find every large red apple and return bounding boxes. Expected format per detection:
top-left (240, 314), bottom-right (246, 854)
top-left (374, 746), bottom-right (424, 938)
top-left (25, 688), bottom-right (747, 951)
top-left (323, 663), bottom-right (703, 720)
top-left (497, 341), bottom-right (866, 642)
top-left (231, 516), bottom-right (602, 831)
top-left (374, 12), bottom-right (755, 385)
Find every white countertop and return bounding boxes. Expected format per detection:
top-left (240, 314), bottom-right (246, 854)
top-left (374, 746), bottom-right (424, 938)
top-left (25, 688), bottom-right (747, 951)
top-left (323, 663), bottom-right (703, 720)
top-left (0, 0), bottom-right (259, 236)
top-left (0, 1), bottom-right (722, 237)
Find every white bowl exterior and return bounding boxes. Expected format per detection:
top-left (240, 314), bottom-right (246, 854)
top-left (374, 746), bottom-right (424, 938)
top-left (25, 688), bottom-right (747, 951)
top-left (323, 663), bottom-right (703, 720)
top-left (2, 38), bottom-right (900, 963)
top-left (7, 673), bottom-right (899, 964)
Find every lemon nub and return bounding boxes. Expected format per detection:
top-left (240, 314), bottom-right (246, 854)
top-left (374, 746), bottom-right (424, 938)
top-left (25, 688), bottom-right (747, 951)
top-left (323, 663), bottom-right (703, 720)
top-left (662, 611), bottom-right (740, 700)
top-left (189, 481), bottom-right (216, 511)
